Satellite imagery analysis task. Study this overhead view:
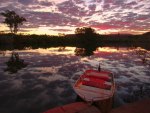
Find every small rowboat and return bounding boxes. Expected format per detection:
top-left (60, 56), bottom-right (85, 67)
top-left (73, 69), bottom-right (115, 102)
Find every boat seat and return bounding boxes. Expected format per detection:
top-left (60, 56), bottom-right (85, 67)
top-left (85, 74), bottom-right (111, 82)
top-left (82, 77), bottom-right (111, 90)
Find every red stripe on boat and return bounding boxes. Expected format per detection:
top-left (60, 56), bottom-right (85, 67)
top-left (82, 77), bottom-right (111, 89)
top-left (85, 70), bottom-right (111, 75)
top-left (86, 75), bottom-right (110, 81)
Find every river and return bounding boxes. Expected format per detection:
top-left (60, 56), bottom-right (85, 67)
top-left (0, 47), bottom-right (150, 113)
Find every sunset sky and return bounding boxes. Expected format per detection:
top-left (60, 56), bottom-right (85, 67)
top-left (0, 0), bottom-right (150, 35)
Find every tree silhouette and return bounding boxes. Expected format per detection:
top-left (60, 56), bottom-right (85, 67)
top-left (0, 10), bottom-right (26, 34)
top-left (75, 27), bottom-right (96, 35)
top-left (75, 27), bottom-right (98, 56)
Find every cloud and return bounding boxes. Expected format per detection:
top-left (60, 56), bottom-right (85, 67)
top-left (74, 0), bottom-right (85, 4)
top-left (114, 0), bottom-right (125, 5)
top-left (88, 4), bottom-right (96, 11)
top-left (92, 24), bottom-right (120, 30)
top-left (38, 1), bottom-right (52, 6)
top-left (57, 0), bottom-right (87, 17)
top-left (136, 14), bottom-right (150, 20)
top-left (0, 0), bottom-right (150, 34)
top-left (18, 0), bottom-right (37, 5)
top-left (49, 28), bottom-right (72, 32)
top-left (21, 11), bottom-right (81, 28)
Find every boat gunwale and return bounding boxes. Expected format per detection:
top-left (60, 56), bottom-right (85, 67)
top-left (73, 70), bottom-right (115, 102)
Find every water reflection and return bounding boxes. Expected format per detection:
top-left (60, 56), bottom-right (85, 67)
top-left (74, 45), bottom-right (97, 56)
top-left (134, 47), bottom-right (150, 64)
top-left (0, 47), bottom-right (150, 113)
top-left (4, 52), bottom-right (27, 73)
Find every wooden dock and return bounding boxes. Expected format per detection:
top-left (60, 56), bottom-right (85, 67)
top-left (43, 102), bottom-right (101, 113)
top-left (43, 98), bottom-right (150, 113)
top-left (110, 98), bottom-right (150, 113)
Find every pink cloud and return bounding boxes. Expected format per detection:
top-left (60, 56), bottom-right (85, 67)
top-left (0, 0), bottom-right (150, 34)
top-left (92, 25), bottom-right (118, 30)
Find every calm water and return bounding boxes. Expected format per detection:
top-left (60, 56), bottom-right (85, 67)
top-left (0, 47), bottom-right (150, 113)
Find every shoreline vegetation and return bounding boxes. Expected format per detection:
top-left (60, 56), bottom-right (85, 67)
top-left (0, 31), bottom-right (150, 50)
top-left (0, 10), bottom-right (149, 51)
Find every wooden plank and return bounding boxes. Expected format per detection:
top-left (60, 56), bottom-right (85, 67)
top-left (110, 99), bottom-right (150, 113)
top-left (43, 102), bottom-right (102, 113)
top-left (43, 107), bottom-right (65, 113)
top-left (75, 84), bottom-right (113, 101)
top-left (95, 98), bottom-right (113, 113)
top-left (75, 88), bottom-right (110, 101)
top-left (77, 106), bottom-right (102, 113)
top-left (80, 85), bottom-right (112, 94)
top-left (62, 102), bottom-right (90, 113)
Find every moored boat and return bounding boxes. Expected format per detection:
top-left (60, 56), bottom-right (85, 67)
top-left (73, 69), bottom-right (115, 102)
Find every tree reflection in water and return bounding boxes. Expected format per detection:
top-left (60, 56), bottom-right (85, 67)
top-left (74, 27), bottom-right (98, 56)
top-left (133, 47), bottom-right (150, 65)
top-left (74, 46), bottom-right (97, 56)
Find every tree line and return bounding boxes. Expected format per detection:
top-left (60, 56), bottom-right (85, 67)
top-left (0, 10), bottom-right (150, 52)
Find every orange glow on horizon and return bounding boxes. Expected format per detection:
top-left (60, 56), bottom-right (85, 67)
top-left (0, 23), bottom-right (149, 35)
